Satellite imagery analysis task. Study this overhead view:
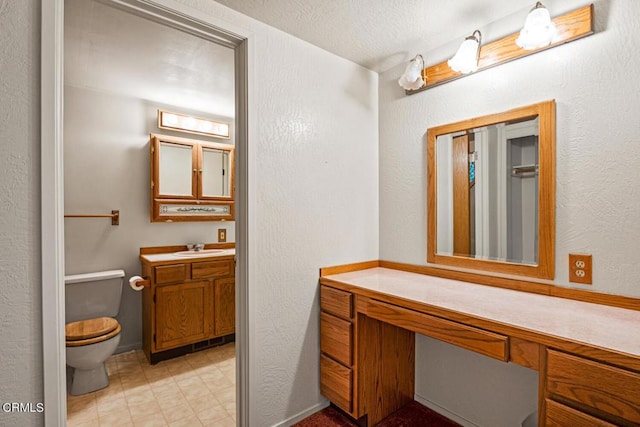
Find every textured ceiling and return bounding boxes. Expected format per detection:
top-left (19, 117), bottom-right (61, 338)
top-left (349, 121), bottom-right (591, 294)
top-left (214, 0), bottom-right (538, 72)
top-left (65, 0), bottom-right (236, 117)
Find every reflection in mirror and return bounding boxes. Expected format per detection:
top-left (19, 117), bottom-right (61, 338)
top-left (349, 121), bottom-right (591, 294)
top-left (427, 100), bottom-right (555, 279)
top-left (159, 142), bottom-right (194, 196)
top-left (436, 118), bottom-right (539, 265)
top-left (202, 147), bottom-right (230, 198)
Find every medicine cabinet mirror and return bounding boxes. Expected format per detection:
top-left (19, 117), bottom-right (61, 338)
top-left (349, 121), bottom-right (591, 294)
top-left (427, 100), bottom-right (555, 279)
top-left (150, 133), bottom-right (234, 222)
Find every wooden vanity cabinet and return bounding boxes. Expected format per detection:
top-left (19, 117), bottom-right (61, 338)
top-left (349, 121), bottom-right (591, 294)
top-left (320, 285), bottom-right (356, 415)
top-left (319, 266), bottom-right (640, 427)
top-left (544, 349), bottom-right (640, 426)
top-left (141, 254), bottom-right (235, 363)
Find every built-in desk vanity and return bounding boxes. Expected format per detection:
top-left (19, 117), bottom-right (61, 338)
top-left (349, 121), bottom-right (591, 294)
top-left (139, 244), bottom-right (236, 363)
top-left (319, 261), bottom-right (640, 426)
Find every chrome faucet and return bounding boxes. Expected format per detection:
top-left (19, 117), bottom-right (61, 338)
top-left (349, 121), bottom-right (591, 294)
top-left (186, 243), bottom-right (205, 252)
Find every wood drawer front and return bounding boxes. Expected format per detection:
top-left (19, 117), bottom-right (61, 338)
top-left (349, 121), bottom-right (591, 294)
top-left (155, 264), bottom-right (187, 284)
top-left (320, 286), bottom-right (352, 320)
top-left (320, 354), bottom-right (352, 413)
top-left (192, 260), bottom-right (233, 279)
top-left (365, 299), bottom-right (508, 361)
top-left (545, 399), bottom-right (616, 427)
top-left (320, 312), bottom-right (352, 366)
top-left (546, 350), bottom-right (640, 423)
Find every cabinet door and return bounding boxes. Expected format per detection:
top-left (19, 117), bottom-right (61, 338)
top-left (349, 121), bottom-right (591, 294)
top-left (200, 146), bottom-right (233, 200)
top-left (214, 277), bottom-right (235, 336)
top-left (153, 137), bottom-right (197, 199)
top-left (155, 280), bottom-right (214, 351)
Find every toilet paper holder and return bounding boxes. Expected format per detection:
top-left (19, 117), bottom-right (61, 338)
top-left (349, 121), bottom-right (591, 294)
top-left (129, 276), bottom-right (149, 291)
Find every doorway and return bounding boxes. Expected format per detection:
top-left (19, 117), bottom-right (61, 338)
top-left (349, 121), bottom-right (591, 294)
top-left (41, 0), bottom-right (250, 425)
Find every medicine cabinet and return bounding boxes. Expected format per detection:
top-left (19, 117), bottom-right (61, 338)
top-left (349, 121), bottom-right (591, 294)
top-left (150, 133), bottom-right (234, 222)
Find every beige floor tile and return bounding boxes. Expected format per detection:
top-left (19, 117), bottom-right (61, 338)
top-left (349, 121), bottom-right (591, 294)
top-left (67, 404), bottom-right (99, 425)
top-left (67, 419), bottom-right (100, 427)
top-left (132, 412), bottom-right (168, 427)
top-left (144, 368), bottom-right (173, 383)
top-left (168, 415), bottom-right (203, 427)
top-left (185, 393), bottom-right (218, 414)
top-left (151, 381), bottom-right (182, 396)
top-left (133, 414), bottom-right (168, 427)
top-left (96, 396), bottom-right (127, 418)
top-left (176, 374), bottom-right (206, 389)
top-left (212, 386), bottom-right (235, 406)
top-left (98, 411), bottom-right (134, 427)
top-left (201, 416), bottom-right (235, 427)
top-left (221, 402), bottom-right (236, 418)
top-left (67, 394), bottom-right (97, 413)
top-left (95, 383), bottom-right (125, 403)
top-left (69, 346), bottom-right (235, 426)
top-left (203, 374), bottom-right (233, 392)
top-left (195, 404), bottom-right (230, 424)
top-left (125, 387), bottom-right (157, 406)
top-left (160, 402), bottom-right (196, 424)
top-left (128, 400), bottom-right (163, 421)
top-left (154, 393), bottom-right (188, 410)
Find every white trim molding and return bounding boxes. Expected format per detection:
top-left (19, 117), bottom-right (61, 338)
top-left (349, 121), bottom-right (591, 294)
top-left (41, 1), bottom-right (253, 425)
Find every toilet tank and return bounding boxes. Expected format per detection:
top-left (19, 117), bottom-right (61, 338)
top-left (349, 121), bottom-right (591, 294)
top-left (65, 270), bottom-right (125, 323)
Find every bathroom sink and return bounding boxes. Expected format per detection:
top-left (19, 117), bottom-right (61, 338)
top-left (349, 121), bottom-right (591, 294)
top-left (173, 249), bottom-right (227, 257)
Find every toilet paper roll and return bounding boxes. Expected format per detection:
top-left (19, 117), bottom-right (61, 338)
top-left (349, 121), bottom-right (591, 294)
top-left (129, 276), bottom-right (145, 291)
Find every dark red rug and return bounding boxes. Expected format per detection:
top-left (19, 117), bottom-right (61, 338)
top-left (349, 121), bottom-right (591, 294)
top-left (294, 401), bottom-right (461, 427)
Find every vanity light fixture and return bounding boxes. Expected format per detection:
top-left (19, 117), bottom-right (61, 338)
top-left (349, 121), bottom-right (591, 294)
top-left (398, 54), bottom-right (426, 90)
top-left (516, 2), bottom-right (557, 50)
top-left (158, 110), bottom-right (230, 139)
top-left (448, 30), bottom-right (482, 74)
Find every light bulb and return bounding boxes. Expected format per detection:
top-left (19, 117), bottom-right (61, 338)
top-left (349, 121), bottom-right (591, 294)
top-left (516, 2), bottom-right (557, 50)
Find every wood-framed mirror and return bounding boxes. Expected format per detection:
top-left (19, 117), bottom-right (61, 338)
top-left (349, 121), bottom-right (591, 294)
top-left (427, 100), bottom-right (555, 279)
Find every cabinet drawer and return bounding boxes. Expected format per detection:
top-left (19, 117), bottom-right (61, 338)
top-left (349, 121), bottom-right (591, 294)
top-left (365, 298), bottom-right (508, 361)
top-left (546, 350), bottom-right (640, 423)
top-left (321, 312), bottom-right (352, 366)
top-left (155, 264), bottom-right (187, 284)
top-left (320, 286), bottom-right (352, 320)
top-left (545, 399), bottom-right (616, 427)
top-left (192, 260), bottom-right (233, 279)
top-left (320, 354), bottom-right (352, 413)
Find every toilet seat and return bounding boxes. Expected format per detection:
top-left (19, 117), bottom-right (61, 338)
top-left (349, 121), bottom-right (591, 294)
top-left (66, 317), bottom-right (121, 347)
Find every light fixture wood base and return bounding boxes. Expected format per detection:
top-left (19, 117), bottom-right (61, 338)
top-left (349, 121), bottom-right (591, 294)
top-left (406, 4), bottom-right (594, 94)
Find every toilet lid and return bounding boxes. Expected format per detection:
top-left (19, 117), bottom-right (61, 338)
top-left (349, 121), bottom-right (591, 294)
top-left (66, 317), bottom-right (119, 341)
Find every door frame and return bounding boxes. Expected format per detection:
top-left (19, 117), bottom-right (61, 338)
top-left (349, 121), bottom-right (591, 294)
top-left (41, 1), bottom-right (254, 425)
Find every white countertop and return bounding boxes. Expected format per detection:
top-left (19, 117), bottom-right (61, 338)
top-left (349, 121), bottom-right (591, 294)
top-left (324, 267), bottom-right (640, 358)
top-left (141, 248), bottom-right (235, 263)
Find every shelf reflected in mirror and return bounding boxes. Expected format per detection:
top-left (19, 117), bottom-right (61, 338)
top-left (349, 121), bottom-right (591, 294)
top-left (427, 101), bottom-right (555, 279)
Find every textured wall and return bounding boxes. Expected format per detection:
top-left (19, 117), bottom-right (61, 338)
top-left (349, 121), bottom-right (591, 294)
top-left (64, 86), bottom-right (235, 353)
top-left (0, 0), bottom-right (44, 425)
top-left (379, 0), bottom-right (640, 425)
top-left (156, 1), bottom-right (380, 426)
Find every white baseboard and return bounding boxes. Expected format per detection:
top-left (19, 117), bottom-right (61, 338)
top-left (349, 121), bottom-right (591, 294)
top-left (414, 394), bottom-right (479, 427)
top-left (271, 400), bottom-right (330, 427)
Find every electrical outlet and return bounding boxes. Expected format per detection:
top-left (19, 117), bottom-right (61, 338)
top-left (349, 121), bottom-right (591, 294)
top-left (569, 254), bottom-right (592, 284)
top-left (218, 228), bottom-right (227, 243)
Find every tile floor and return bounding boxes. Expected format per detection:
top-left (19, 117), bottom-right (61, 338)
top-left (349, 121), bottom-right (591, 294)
top-left (67, 343), bottom-right (236, 427)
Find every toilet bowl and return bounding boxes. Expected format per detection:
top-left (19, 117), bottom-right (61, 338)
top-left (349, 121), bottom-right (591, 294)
top-left (65, 317), bottom-right (122, 395)
top-left (65, 270), bottom-right (124, 395)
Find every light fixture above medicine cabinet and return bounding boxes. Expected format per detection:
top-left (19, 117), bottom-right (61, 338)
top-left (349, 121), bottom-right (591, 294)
top-left (427, 100), bottom-right (555, 279)
top-left (150, 133), bottom-right (235, 222)
top-left (158, 109), bottom-right (230, 139)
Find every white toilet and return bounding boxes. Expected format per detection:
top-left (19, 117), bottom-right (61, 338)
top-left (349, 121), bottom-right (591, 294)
top-left (65, 269), bottom-right (124, 395)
